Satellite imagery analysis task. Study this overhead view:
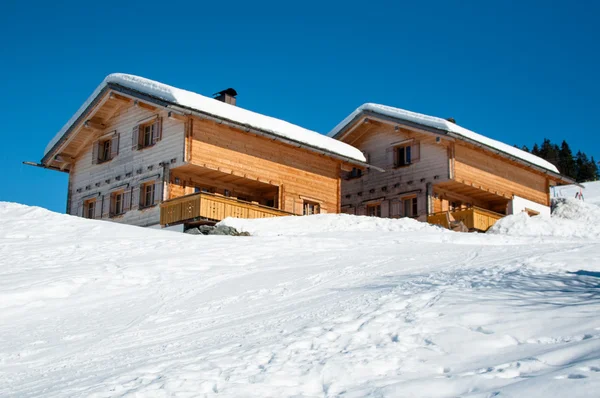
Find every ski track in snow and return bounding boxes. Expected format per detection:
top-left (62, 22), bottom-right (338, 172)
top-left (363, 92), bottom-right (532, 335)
top-left (1, 201), bottom-right (600, 397)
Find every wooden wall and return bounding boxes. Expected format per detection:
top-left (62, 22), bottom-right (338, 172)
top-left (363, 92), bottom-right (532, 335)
top-left (188, 118), bottom-right (342, 214)
top-left (69, 102), bottom-right (186, 226)
top-left (339, 120), bottom-right (451, 218)
top-left (454, 143), bottom-right (550, 206)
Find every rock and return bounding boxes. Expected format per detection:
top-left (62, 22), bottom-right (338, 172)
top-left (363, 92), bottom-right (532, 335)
top-left (198, 225), bottom-right (216, 235)
top-left (210, 225), bottom-right (241, 236)
top-left (184, 225), bottom-right (250, 236)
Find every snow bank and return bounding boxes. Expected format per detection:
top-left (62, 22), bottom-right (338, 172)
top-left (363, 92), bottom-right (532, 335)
top-left (219, 213), bottom-right (445, 236)
top-left (329, 103), bottom-right (559, 173)
top-left (44, 74), bottom-right (366, 163)
top-left (489, 198), bottom-right (600, 240)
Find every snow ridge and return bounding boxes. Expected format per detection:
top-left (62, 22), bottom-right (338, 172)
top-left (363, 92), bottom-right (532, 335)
top-left (328, 103), bottom-right (559, 173)
top-left (44, 74), bottom-right (367, 163)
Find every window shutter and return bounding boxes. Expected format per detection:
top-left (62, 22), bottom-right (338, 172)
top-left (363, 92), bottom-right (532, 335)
top-left (122, 189), bottom-right (132, 212)
top-left (102, 195), bottom-right (111, 218)
top-left (411, 141), bottom-right (420, 163)
top-left (94, 199), bottom-right (102, 218)
top-left (132, 187), bottom-right (140, 209)
top-left (386, 146), bottom-right (395, 167)
top-left (92, 141), bottom-right (99, 165)
top-left (153, 180), bottom-right (163, 205)
top-left (111, 133), bottom-right (120, 159)
top-left (152, 117), bottom-right (162, 144)
top-left (390, 200), bottom-right (400, 218)
top-left (131, 125), bottom-right (140, 150)
top-left (77, 201), bottom-right (83, 217)
top-left (381, 200), bottom-right (390, 218)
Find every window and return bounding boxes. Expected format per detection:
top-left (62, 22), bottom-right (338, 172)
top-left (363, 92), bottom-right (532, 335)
top-left (393, 141), bottom-right (420, 167)
top-left (93, 133), bottom-right (119, 164)
top-left (303, 200), bottom-right (320, 215)
top-left (110, 191), bottom-right (125, 217)
top-left (140, 182), bottom-right (156, 208)
top-left (84, 199), bottom-right (96, 219)
top-left (347, 167), bottom-right (363, 179)
top-left (395, 144), bottom-right (411, 167)
top-left (133, 118), bottom-right (162, 150)
top-left (403, 197), bottom-right (418, 217)
top-left (367, 204), bottom-right (381, 217)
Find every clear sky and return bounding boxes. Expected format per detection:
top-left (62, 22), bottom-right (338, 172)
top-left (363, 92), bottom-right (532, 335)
top-left (1, 0), bottom-right (598, 213)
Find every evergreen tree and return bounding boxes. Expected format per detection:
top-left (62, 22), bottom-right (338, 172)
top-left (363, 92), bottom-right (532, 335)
top-left (521, 145), bottom-right (530, 152)
top-left (558, 140), bottom-right (576, 179)
top-left (539, 139), bottom-right (560, 168)
top-left (532, 143), bottom-right (540, 156)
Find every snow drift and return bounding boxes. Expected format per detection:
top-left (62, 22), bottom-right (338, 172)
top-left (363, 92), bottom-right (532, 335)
top-left (219, 213), bottom-right (445, 237)
top-left (2, 201), bottom-right (600, 397)
top-left (489, 198), bottom-right (600, 240)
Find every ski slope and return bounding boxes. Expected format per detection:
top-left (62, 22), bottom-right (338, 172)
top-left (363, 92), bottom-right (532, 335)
top-left (1, 196), bottom-right (600, 397)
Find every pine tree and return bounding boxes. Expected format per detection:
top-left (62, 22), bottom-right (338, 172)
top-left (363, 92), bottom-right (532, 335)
top-left (521, 145), bottom-right (530, 152)
top-left (558, 140), bottom-right (576, 179)
top-left (532, 143), bottom-right (540, 156)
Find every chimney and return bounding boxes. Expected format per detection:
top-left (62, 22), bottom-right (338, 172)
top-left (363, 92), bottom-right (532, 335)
top-left (213, 88), bottom-right (238, 106)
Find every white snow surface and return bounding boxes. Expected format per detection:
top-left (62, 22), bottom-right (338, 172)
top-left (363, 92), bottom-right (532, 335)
top-left (44, 74), bottom-right (366, 163)
top-left (554, 181), bottom-right (600, 206)
top-left (2, 201), bottom-right (600, 397)
top-left (328, 103), bottom-right (559, 173)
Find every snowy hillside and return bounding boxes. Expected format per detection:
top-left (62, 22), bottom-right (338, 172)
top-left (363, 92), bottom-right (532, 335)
top-left (1, 201), bottom-right (600, 397)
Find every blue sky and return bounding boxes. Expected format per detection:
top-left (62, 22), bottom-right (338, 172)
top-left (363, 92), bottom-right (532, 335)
top-left (1, 1), bottom-right (598, 212)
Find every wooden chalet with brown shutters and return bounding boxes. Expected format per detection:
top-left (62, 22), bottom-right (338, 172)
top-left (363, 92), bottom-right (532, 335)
top-left (33, 74), bottom-right (370, 230)
top-left (329, 103), bottom-right (576, 231)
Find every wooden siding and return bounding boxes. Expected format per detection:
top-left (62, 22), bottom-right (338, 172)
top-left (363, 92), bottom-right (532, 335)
top-left (69, 102), bottom-right (186, 226)
top-left (160, 192), bottom-right (292, 226)
top-left (188, 118), bottom-right (342, 215)
top-left (339, 120), bottom-right (451, 218)
top-left (454, 143), bottom-right (550, 206)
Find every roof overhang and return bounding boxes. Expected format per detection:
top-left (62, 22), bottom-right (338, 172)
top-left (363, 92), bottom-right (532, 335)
top-left (42, 83), bottom-right (379, 172)
top-left (332, 109), bottom-right (579, 186)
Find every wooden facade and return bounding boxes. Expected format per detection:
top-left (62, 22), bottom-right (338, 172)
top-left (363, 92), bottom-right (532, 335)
top-left (39, 80), bottom-right (366, 228)
top-left (332, 114), bottom-right (573, 231)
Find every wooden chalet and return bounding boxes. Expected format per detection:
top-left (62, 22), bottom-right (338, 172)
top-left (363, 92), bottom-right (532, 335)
top-left (34, 74), bottom-right (370, 230)
top-left (329, 103), bottom-right (575, 231)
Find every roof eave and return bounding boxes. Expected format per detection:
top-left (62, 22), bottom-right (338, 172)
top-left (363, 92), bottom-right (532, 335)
top-left (333, 109), bottom-right (574, 184)
top-left (107, 82), bottom-right (375, 169)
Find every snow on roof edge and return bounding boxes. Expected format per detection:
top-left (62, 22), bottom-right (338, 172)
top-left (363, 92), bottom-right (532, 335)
top-left (328, 103), bottom-right (560, 174)
top-left (44, 74), bottom-right (366, 163)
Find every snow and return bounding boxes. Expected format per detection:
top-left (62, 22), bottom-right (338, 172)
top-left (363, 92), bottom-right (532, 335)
top-left (2, 199), bottom-right (600, 396)
top-left (328, 103), bottom-right (560, 173)
top-left (554, 180), bottom-right (600, 206)
top-left (44, 74), bottom-right (366, 163)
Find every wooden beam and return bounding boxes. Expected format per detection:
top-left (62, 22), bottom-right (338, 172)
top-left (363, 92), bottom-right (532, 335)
top-left (84, 120), bottom-right (106, 131)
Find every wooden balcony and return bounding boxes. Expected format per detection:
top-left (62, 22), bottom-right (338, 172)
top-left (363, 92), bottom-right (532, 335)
top-left (160, 192), bottom-right (293, 226)
top-left (427, 207), bottom-right (504, 232)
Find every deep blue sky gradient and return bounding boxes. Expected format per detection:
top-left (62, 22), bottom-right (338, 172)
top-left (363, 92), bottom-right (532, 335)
top-left (1, 1), bottom-right (598, 212)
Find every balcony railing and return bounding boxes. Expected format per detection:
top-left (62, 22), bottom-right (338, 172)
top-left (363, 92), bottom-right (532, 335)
top-left (427, 207), bottom-right (504, 232)
top-left (160, 192), bottom-right (293, 226)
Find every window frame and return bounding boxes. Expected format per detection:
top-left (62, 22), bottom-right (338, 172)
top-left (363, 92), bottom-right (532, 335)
top-left (366, 203), bottom-right (382, 217)
top-left (139, 181), bottom-right (157, 209)
top-left (110, 190), bottom-right (126, 217)
top-left (394, 144), bottom-right (412, 168)
top-left (303, 200), bottom-right (320, 215)
top-left (84, 199), bottom-right (96, 219)
top-left (402, 196), bottom-right (418, 218)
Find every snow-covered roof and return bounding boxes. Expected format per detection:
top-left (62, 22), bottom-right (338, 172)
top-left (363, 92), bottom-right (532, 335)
top-left (44, 74), bottom-right (366, 163)
top-left (328, 103), bottom-right (560, 174)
